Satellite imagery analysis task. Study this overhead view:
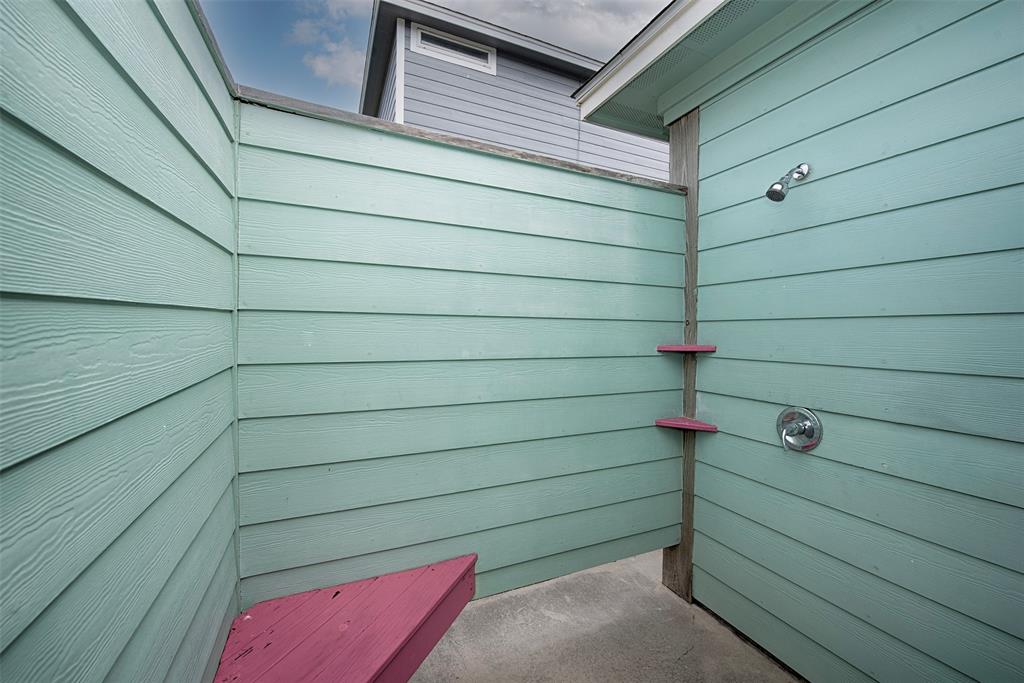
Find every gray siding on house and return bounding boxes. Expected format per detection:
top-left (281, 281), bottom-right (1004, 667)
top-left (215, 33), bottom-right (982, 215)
top-left (400, 27), bottom-right (669, 180)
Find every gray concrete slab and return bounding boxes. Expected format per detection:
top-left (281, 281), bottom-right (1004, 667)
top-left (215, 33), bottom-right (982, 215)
top-left (413, 551), bottom-right (798, 683)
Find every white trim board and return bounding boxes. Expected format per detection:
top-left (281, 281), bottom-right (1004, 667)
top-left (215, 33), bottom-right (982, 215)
top-left (395, 18), bottom-right (405, 124)
top-left (409, 21), bottom-right (497, 75)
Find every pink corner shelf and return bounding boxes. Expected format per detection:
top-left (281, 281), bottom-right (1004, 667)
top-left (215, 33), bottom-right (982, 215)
top-left (656, 345), bottom-right (717, 353)
top-left (655, 417), bottom-right (718, 432)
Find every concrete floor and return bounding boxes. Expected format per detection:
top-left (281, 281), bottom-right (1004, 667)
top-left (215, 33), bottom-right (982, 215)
top-left (412, 552), bottom-right (798, 683)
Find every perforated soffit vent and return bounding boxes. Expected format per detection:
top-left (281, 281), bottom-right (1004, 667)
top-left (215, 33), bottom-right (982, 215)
top-left (688, 0), bottom-right (758, 47)
top-left (627, 0), bottom-right (758, 95)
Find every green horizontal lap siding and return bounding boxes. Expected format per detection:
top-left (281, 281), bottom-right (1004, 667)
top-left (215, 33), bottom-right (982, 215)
top-left (0, 294), bottom-right (232, 468)
top-left (0, 1), bottom-right (237, 681)
top-left (106, 511), bottom-right (236, 682)
top-left (239, 312), bottom-right (682, 364)
top-left (699, 315), bottom-right (1024, 378)
top-left (238, 357), bottom-right (681, 418)
top-left (698, 464), bottom-right (1023, 642)
top-left (0, 0), bottom-right (232, 248)
top-left (239, 390), bottom-right (682, 472)
top-left (700, 432), bottom-right (1020, 573)
top-left (696, 392), bottom-right (1024, 509)
top-left (696, 1), bottom-right (1019, 178)
top-left (474, 526), bottom-right (680, 599)
top-left (0, 372), bottom-right (233, 650)
top-left (3, 0), bottom-right (687, 675)
top-left (699, 358), bottom-right (1022, 443)
top-left (239, 199), bottom-right (683, 287)
top-left (241, 495), bottom-right (681, 608)
top-left (238, 146), bottom-right (684, 253)
top-left (163, 540), bottom-right (239, 683)
top-left (239, 255), bottom-right (681, 320)
top-left (240, 428), bottom-right (679, 524)
top-left (692, 568), bottom-right (871, 683)
top-left (0, 117), bottom-right (234, 310)
top-left (240, 105), bottom-right (679, 218)
top-left (0, 432), bottom-right (235, 682)
top-left (685, 1), bottom-right (1024, 680)
top-left (698, 186), bottom-right (1024, 287)
top-left (241, 458), bottom-right (681, 577)
top-left (149, 0), bottom-right (235, 137)
top-left (696, 499), bottom-right (1023, 680)
top-left (236, 101), bottom-right (686, 601)
top-left (64, 0), bottom-right (234, 190)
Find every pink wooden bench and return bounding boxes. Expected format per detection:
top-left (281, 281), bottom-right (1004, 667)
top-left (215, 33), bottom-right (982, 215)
top-left (214, 554), bottom-right (477, 682)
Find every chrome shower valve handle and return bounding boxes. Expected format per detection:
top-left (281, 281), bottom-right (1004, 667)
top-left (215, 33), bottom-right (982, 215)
top-left (777, 407), bottom-right (823, 451)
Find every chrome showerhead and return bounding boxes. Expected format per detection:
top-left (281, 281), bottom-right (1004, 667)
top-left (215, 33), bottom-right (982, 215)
top-left (766, 163), bottom-right (810, 202)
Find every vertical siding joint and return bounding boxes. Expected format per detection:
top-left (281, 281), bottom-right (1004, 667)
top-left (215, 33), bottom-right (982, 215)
top-left (230, 98), bottom-right (243, 615)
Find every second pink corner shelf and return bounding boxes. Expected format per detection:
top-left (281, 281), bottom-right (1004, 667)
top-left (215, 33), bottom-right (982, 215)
top-left (655, 344), bottom-right (718, 432)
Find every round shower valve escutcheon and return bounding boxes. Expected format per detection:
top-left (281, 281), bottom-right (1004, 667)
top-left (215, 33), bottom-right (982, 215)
top-left (777, 407), bottom-right (823, 451)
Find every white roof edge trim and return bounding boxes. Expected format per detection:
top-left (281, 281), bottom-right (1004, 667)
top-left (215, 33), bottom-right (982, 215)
top-left (576, 0), bottom-right (729, 121)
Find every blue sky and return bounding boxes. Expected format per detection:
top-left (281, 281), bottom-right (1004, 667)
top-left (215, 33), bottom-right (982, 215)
top-left (201, 0), bottom-right (665, 112)
top-left (201, 0), bottom-right (375, 110)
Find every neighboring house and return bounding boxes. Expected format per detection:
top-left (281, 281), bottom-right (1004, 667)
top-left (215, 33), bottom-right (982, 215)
top-left (359, 0), bottom-right (670, 180)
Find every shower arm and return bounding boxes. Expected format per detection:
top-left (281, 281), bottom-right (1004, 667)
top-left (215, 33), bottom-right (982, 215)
top-left (765, 163), bottom-right (810, 202)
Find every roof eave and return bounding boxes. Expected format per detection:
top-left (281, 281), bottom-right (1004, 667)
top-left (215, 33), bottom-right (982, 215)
top-left (574, 0), bottom-right (728, 122)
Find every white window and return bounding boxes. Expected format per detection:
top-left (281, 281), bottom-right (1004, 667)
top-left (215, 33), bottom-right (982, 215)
top-left (410, 23), bottom-right (497, 75)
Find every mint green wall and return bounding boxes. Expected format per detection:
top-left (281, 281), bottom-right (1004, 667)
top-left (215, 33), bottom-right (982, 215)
top-left (234, 103), bottom-right (687, 607)
top-left (682, 1), bottom-right (1024, 680)
top-left (0, 1), bottom-right (238, 680)
top-left (6, 0), bottom-right (1020, 679)
top-left (1, 0), bottom-right (690, 674)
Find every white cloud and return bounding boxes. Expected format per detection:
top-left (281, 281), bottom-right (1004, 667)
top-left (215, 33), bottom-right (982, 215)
top-left (303, 38), bottom-right (365, 87)
top-left (288, 18), bottom-right (327, 45)
top-left (322, 0), bottom-right (372, 19)
top-left (289, 0), bottom-right (370, 88)
top-left (436, 0), bottom-right (666, 60)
